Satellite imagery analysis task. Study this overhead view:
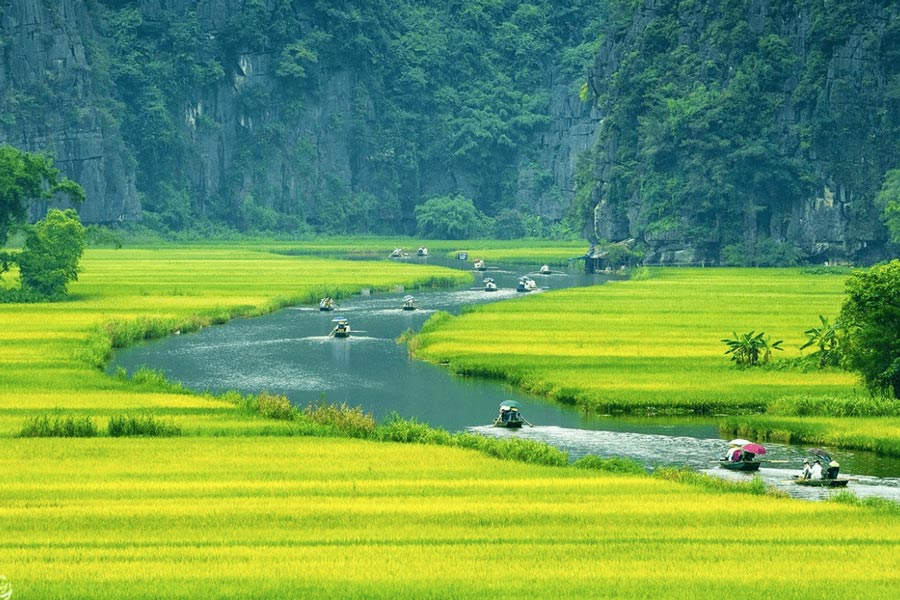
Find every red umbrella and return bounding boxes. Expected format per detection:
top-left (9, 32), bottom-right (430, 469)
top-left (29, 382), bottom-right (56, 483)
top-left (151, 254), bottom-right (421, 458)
top-left (742, 443), bottom-right (767, 455)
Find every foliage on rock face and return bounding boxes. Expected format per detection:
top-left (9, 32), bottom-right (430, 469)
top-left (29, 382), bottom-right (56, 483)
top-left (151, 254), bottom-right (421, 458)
top-left (414, 195), bottom-right (491, 239)
top-left (17, 209), bottom-right (86, 299)
top-left (577, 0), bottom-right (900, 263)
top-left (838, 261), bottom-right (900, 398)
top-left (89, 1), bottom-right (606, 236)
top-left (0, 145), bottom-right (85, 247)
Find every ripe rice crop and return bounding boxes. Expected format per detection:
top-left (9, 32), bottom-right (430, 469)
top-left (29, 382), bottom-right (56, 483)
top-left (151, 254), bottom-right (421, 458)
top-left (0, 245), bottom-right (470, 435)
top-left (413, 268), bottom-right (858, 413)
top-left (3, 437), bottom-right (900, 599)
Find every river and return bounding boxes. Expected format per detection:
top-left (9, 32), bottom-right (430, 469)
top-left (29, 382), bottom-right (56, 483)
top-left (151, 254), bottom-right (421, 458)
top-left (111, 253), bottom-right (900, 501)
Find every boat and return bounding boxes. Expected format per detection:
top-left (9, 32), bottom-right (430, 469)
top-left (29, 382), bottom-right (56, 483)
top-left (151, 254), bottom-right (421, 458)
top-left (719, 459), bottom-right (762, 471)
top-left (516, 276), bottom-right (538, 292)
top-left (792, 476), bottom-right (850, 487)
top-left (417, 246), bottom-right (428, 257)
top-left (330, 317), bottom-right (350, 338)
top-left (473, 259), bottom-right (486, 271)
top-left (401, 295), bottom-right (417, 310)
top-left (389, 248), bottom-right (408, 258)
top-left (319, 297), bottom-right (336, 311)
top-left (483, 277), bottom-right (498, 292)
top-left (493, 400), bottom-right (528, 428)
top-left (539, 264), bottom-right (551, 275)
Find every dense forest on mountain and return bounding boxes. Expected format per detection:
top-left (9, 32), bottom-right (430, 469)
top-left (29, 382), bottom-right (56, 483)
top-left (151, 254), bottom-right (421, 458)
top-left (80, 0), bottom-right (605, 236)
top-left (578, 0), bottom-right (900, 264)
top-left (3, 0), bottom-right (900, 263)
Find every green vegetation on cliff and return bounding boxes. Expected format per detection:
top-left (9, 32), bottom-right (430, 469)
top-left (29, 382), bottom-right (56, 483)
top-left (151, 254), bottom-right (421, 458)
top-left (578, 0), bottom-right (900, 264)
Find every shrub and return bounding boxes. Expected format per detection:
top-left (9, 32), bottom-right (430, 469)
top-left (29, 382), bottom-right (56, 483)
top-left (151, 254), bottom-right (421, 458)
top-left (19, 414), bottom-right (98, 437)
top-left (303, 400), bottom-right (376, 437)
top-left (722, 330), bottom-right (783, 367)
top-left (107, 414), bottom-right (181, 437)
top-left (257, 392), bottom-right (296, 420)
top-left (572, 454), bottom-right (647, 475)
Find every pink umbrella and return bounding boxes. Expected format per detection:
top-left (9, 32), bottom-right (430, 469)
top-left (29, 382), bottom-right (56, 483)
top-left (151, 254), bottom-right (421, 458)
top-left (742, 443), bottom-right (767, 455)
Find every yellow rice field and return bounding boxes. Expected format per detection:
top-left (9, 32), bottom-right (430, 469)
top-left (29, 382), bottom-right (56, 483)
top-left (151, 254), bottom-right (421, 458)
top-left (414, 267), bottom-right (860, 411)
top-left (3, 437), bottom-right (900, 599)
top-left (3, 244), bottom-right (900, 598)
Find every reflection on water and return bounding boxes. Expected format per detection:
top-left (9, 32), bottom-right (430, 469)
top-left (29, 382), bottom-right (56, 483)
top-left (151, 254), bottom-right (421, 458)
top-left (111, 255), bottom-right (900, 502)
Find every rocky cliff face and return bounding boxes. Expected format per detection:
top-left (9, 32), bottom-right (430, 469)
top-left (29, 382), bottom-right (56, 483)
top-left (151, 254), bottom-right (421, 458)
top-left (586, 0), bottom-right (900, 265)
top-left (0, 0), bottom-right (598, 231)
top-left (0, 0), bottom-right (140, 223)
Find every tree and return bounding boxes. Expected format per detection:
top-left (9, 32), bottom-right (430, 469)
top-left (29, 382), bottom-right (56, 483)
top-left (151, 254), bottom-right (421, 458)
top-left (17, 209), bottom-right (86, 299)
top-left (414, 195), bottom-right (491, 239)
top-left (0, 145), bottom-right (85, 247)
top-left (838, 260), bottom-right (900, 398)
top-left (876, 167), bottom-right (900, 244)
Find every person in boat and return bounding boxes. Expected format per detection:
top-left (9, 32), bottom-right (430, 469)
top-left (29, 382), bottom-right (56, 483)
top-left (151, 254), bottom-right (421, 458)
top-left (826, 459), bottom-right (840, 479)
top-left (742, 451), bottom-right (756, 462)
top-left (725, 445), bottom-right (739, 461)
top-left (809, 459), bottom-right (823, 480)
top-left (498, 405), bottom-right (512, 424)
top-left (800, 459), bottom-right (811, 479)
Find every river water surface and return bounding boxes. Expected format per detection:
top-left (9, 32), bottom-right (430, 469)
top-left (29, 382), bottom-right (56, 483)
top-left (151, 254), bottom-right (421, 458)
top-left (111, 254), bottom-right (900, 501)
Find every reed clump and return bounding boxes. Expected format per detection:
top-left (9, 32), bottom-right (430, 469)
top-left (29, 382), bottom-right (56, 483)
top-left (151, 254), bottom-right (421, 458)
top-left (18, 414), bottom-right (99, 437)
top-left (107, 414), bottom-right (181, 437)
top-left (303, 400), bottom-right (376, 437)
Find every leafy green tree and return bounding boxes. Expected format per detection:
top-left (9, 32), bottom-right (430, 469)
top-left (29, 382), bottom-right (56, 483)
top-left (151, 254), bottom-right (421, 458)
top-left (838, 260), bottom-right (900, 398)
top-left (876, 167), bottom-right (900, 244)
top-left (493, 209), bottom-right (527, 239)
top-left (17, 209), bottom-right (86, 299)
top-left (721, 331), bottom-right (783, 368)
top-left (0, 145), bottom-right (85, 247)
top-left (415, 195), bottom-right (491, 239)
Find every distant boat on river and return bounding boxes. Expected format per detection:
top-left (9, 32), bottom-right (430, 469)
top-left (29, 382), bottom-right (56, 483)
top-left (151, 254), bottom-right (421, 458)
top-left (493, 400), bottom-right (531, 428)
top-left (417, 246), bottom-right (428, 256)
top-left (473, 259), bottom-right (486, 271)
top-left (402, 295), bottom-right (417, 310)
top-left (539, 264), bottom-right (551, 275)
top-left (319, 297), bottom-right (336, 311)
top-left (483, 278), bottom-right (498, 292)
top-left (329, 317), bottom-right (351, 338)
top-left (516, 276), bottom-right (538, 292)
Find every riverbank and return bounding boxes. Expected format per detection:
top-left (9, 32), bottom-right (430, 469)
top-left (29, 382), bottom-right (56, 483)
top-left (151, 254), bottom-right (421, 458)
top-left (3, 242), bottom-right (900, 598)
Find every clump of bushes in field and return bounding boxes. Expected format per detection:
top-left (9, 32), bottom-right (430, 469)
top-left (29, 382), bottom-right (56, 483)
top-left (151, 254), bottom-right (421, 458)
top-left (303, 400), bottom-right (376, 438)
top-left (573, 454), bottom-right (647, 475)
top-left (107, 414), bottom-right (181, 437)
top-left (721, 330), bottom-right (783, 367)
top-left (19, 414), bottom-right (99, 437)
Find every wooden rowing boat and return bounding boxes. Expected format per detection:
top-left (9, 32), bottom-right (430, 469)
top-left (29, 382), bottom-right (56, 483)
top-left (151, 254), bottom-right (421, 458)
top-left (792, 476), bottom-right (849, 487)
top-left (719, 459), bottom-right (762, 471)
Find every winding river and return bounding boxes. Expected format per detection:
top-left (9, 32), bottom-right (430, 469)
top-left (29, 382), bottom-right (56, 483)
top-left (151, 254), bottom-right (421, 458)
top-left (111, 254), bottom-right (900, 501)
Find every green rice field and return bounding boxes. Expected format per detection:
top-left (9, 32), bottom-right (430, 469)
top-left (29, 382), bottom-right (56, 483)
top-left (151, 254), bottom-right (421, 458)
top-left (3, 243), bottom-right (900, 598)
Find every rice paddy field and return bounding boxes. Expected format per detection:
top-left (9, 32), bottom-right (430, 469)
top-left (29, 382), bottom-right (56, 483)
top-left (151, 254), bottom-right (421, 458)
top-left (3, 243), bottom-right (900, 598)
top-left (414, 267), bottom-right (860, 411)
